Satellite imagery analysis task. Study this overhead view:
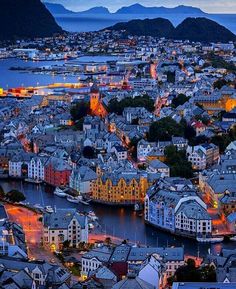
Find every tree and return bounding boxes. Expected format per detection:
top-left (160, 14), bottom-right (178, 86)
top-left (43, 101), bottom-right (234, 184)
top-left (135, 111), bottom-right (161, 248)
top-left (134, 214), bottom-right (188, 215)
top-left (62, 240), bottom-right (71, 250)
top-left (213, 78), bottom-right (228, 90)
top-left (108, 95), bottom-right (154, 115)
top-left (83, 146), bottom-right (96, 159)
top-left (128, 137), bottom-right (141, 160)
top-left (6, 190), bottom-right (26, 203)
top-left (70, 101), bottom-right (90, 121)
top-left (164, 145), bottom-right (193, 179)
top-left (0, 186), bottom-right (5, 199)
top-left (148, 117), bottom-right (184, 142)
top-left (172, 94), bottom-right (190, 108)
top-left (173, 258), bottom-right (216, 283)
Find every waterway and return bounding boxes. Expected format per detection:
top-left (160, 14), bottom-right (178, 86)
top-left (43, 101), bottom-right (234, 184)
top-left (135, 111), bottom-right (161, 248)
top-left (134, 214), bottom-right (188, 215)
top-left (0, 56), bottom-right (119, 89)
top-left (0, 180), bottom-right (235, 258)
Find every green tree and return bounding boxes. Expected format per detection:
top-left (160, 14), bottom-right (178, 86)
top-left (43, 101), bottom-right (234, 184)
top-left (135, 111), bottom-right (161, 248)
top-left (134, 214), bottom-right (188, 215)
top-left (172, 94), bottom-right (190, 108)
top-left (83, 146), bottom-right (96, 159)
top-left (6, 190), bottom-right (26, 203)
top-left (164, 145), bottom-right (193, 178)
top-left (148, 117), bottom-right (184, 142)
top-left (108, 95), bottom-right (154, 115)
top-left (70, 101), bottom-right (90, 121)
top-left (0, 186), bottom-right (5, 199)
top-left (62, 240), bottom-right (71, 250)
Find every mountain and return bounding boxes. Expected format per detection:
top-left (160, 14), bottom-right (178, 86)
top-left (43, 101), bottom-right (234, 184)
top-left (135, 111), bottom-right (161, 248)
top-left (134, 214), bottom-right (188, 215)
top-left (106, 17), bottom-right (236, 42)
top-left (115, 4), bottom-right (205, 14)
top-left (79, 7), bottom-right (110, 14)
top-left (107, 18), bottom-right (175, 38)
top-left (0, 0), bottom-right (63, 40)
top-left (44, 2), bottom-right (75, 14)
top-left (173, 17), bottom-right (236, 42)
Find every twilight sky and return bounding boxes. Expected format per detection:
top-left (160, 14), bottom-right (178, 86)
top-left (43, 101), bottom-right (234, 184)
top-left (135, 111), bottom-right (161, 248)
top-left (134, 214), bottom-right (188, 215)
top-left (44, 0), bottom-right (236, 13)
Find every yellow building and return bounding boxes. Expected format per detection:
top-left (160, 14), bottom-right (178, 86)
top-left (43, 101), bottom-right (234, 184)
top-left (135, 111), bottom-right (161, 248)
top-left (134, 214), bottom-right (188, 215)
top-left (195, 88), bottom-right (236, 115)
top-left (91, 171), bottom-right (154, 205)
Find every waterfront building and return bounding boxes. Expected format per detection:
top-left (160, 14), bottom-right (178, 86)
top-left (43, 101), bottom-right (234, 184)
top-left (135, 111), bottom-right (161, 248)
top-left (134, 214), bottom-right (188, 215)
top-left (145, 178), bottom-right (211, 238)
top-left (43, 208), bottom-right (88, 251)
top-left (69, 165), bottom-right (97, 196)
top-left (28, 156), bottom-right (48, 181)
top-left (44, 156), bottom-right (72, 187)
top-left (9, 152), bottom-right (33, 178)
top-left (91, 169), bottom-right (155, 205)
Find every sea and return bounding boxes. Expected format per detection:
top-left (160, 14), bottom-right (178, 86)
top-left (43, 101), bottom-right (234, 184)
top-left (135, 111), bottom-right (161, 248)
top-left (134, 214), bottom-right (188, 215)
top-left (54, 13), bottom-right (236, 34)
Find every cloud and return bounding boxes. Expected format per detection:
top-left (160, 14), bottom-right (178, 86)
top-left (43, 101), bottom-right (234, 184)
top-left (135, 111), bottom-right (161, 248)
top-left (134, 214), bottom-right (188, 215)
top-left (44, 0), bottom-right (236, 13)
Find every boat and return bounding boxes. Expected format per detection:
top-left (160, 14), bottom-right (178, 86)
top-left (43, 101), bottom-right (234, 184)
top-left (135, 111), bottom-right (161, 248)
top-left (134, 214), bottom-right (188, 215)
top-left (45, 206), bottom-right (54, 213)
top-left (34, 204), bottom-right (44, 210)
top-left (88, 211), bottom-right (98, 221)
top-left (230, 236), bottom-right (236, 241)
top-left (79, 200), bottom-right (90, 206)
top-left (54, 187), bottom-right (67, 197)
top-left (196, 236), bottom-right (224, 243)
top-left (25, 178), bottom-right (42, 184)
top-left (66, 195), bottom-right (82, 204)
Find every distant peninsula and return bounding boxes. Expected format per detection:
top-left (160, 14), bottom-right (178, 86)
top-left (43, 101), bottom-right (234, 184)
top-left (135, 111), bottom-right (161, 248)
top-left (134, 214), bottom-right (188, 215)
top-left (106, 17), bottom-right (236, 43)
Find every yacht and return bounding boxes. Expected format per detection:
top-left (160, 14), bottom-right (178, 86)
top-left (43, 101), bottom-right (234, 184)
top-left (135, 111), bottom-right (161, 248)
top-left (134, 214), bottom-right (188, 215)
top-left (54, 187), bottom-right (67, 197)
top-left (66, 195), bottom-right (82, 204)
top-left (45, 206), bottom-right (54, 213)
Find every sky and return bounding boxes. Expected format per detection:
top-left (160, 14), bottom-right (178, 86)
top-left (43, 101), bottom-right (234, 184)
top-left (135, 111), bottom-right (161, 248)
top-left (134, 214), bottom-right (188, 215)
top-left (44, 0), bottom-right (236, 13)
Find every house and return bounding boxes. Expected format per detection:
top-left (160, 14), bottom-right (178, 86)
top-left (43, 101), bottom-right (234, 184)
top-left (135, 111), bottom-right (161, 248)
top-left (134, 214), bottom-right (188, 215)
top-left (69, 166), bottom-right (97, 196)
top-left (147, 159), bottom-right (170, 177)
top-left (137, 140), bottom-right (157, 162)
top-left (81, 246), bottom-right (112, 279)
top-left (111, 145), bottom-right (128, 161)
top-left (111, 274), bottom-right (155, 289)
top-left (88, 266), bottom-right (117, 289)
top-left (43, 208), bottom-right (88, 251)
top-left (138, 254), bottom-right (164, 289)
top-left (0, 256), bottom-right (71, 287)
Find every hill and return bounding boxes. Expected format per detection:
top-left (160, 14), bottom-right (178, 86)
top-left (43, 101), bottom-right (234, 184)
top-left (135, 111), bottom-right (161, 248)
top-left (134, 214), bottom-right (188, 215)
top-left (173, 17), bottom-right (236, 42)
top-left (79, 7), bottom-right (110, 14)
top-left (44, 2), bottom-right (75, 14)
top-left (116, 4), bottom-right (205, 14)
top-left (107, 18), bottom-right (175, 38)
top-left (107, 17), bottom-right (236, 42)
top-left (0, 0), bottom-right (63, 40)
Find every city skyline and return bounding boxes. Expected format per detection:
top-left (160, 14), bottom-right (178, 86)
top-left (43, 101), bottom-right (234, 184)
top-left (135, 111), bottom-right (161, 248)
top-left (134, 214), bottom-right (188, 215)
top-left (44, 0), bottom-right (236, 13)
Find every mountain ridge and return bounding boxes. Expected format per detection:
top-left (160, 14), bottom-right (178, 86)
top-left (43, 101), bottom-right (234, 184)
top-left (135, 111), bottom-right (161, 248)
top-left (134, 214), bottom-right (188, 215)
top-left (106, 17), bottom-right (236, 42)
top-left (0, 0), bottom-right (63, 40)
top-left (44, 2), bottom-right (206, 15)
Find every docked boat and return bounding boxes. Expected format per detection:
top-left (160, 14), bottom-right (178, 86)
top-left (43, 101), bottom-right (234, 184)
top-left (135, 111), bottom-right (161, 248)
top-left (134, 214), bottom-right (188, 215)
top-left (25, 178), bottom-right (42, 184)
top-left (88, 211), bottom-right (98, 221)
top-left (45, 206), bottom-right (54, 213)
top-left (54, 187), bottom-right (67, 197)
top-left (230, 236), bottom-right (236, 241)
top-left (197, 236), bottom-right (224, 243)
top-left (66, 195), bottom-right (82, 204)
top-left (34, 204), bottom-right (44, 210)
top-left (79, 200), bottom-right (90, 206)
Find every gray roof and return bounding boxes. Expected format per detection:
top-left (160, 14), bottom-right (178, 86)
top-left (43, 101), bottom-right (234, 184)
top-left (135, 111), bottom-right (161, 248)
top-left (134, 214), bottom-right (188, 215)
top-left (176, 200), bottom-right (211, 220)
top-left (128, 247), bottom-right (184, 262)
top-left (172, 283), bottom-right (236, 289)
top-left (112, 276), bottom-right (155, 289)
top-left (44, 209), bottom-right (87, 230)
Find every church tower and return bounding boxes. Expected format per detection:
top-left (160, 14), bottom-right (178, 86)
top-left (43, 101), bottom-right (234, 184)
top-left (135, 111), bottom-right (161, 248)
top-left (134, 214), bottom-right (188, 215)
top-left (90, 83), bottom-right (100, 113)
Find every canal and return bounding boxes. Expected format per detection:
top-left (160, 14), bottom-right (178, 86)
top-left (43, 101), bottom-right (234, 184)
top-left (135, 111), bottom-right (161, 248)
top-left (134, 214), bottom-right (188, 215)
top-left (0, 180), bottom-right (235, 257)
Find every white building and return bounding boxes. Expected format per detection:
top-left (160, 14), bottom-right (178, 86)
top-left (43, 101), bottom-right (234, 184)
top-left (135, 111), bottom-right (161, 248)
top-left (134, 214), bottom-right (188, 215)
top-left (69, 166), bottom-right (97, 195)
top-left (28, 156), bottom-right (48, 181)
top-left (43, 208), bottom-right (88, 251)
